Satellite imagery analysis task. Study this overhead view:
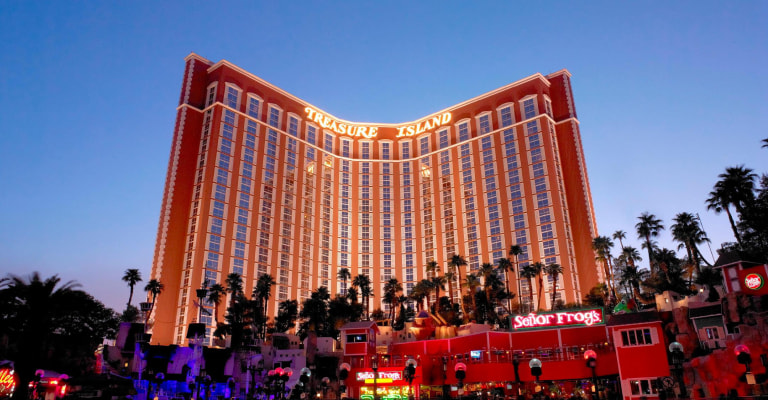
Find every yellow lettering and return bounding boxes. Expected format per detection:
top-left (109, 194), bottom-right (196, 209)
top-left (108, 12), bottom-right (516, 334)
top-left (313, 113), bottom-right (324, 126)
top-left (442, 112), bottom-right (452, 124)
top-left (329, 120), bottom-right (338, 132)
top-left (406, 125), bottom-right (415, 135)
top-left (305, 107), bottom-right (316, 120)
top-left (365, 127), bottom-right (378, 139)
top-left (431, 116), bottom-right (441, 127)
top-left (338, 123), bottom-right (346, 134)
top-left (358, 126), bottom-right (367, 137)
top-left (322, 116), bottom-right (331, 128)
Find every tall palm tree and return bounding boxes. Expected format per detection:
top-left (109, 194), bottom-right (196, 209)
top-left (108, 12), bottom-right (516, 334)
top-left (429, 275), bottom-right (446, 313)
top-left (425, 260), bottom-right (440, 310)
top-left (520, 265), bottom-right (538, 313)
top-left (671, 212), bottom-right (711, 275)
top-left (636, 212), bottom-right (664, 273)
top-left (382, 278), bottom-right (402, 324)
top-left (449, 254), bottom-right (468, 313)
top-left (509, 245), bottom-right (523, 310)
top-left (496, 257), bottom-right (514, 312)
top-left (591, 236), bottom-right (616, 297)
top-left (410, 279), bottom-right (432, 312)
top-left (707, 166), bottom-right (757, 244)
top-left (143, 279), bottom-right (165, 325)
top-left (612, 230), bottom-right (627, 250)
top-left (464, 273), bottom-right (482, 319)
top-left (122, 269), bottom-right (143, 307)
top-left (479, 263), bottom-right (496, 310)
top-left (206, 283), bottom-right (225, 325)
top-left (226, 273), bottom-right (244, 310)
top-left (352, 274), bottom-right (373, 320)
top-left (337, 268), bottom-right (351, 295)
top-left (530, 262), bottom-right (545, 311)
top-left (254, 273), bottom-right (276, 317)
top-left (543, 263), bottom-right (563, 310)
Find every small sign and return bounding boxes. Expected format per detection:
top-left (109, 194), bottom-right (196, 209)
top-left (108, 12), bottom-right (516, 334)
top-left (512, 308), bottom-right (604, 330)
top-left (470, 351), bottom-right (482, 359)
top-left (745, 273), bottom-right (764, 290)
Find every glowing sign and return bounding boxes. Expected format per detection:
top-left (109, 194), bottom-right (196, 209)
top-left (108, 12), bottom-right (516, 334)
top-left (356, 371), bottom-right (403, 382)
top-left (745, 273), bottom-right (764, 290)
top-left (513, 309), bottom-right (604, 330)
top-left (305, 107), bottom-right (378, 139)
top-left (396, 113), bottom-right (452, 138)
top-left (0, 369), bottom-right (17, 397)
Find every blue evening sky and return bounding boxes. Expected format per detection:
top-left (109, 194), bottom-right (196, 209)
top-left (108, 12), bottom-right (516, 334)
top-left (1, 1), bottom-right (766, 312)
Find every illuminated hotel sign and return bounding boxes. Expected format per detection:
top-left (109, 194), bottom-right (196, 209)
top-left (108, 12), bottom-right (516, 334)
top-left (305, 107), bottom-right (379, 139)
top-left (512, 308), bottom-right (604, 330)
top-left (356, 371), bottom-right (403, 383)
top-left (396, 112), bottom-right (452, 138)
top-left (305, 107), bottom-right (453, 140)
top-left (745, 273), bottom-right (764, 290)
top-left (0, 368), bottom-right (16, 398)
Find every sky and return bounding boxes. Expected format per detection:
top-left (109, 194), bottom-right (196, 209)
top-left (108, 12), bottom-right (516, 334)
top-left (1, 1), bottom-right (767, 312)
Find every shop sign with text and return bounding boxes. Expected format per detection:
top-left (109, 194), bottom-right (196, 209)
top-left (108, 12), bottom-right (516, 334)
top-left (512, 308), bottom-right (604, 330)
top-left (356, 371), bottom-right (403, 382)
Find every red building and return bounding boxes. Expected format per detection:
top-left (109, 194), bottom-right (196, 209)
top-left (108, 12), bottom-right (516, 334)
top-left (149, 53), bottom-right (602, 346)
top-left (339, 310), bottom-right (671, 400)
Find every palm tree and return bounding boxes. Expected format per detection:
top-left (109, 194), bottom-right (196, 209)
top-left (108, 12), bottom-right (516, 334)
top-left (479, 263), bottom-right (496, 310)
top-left (591, 236), bottom-right (615, 297)
top-left (671, 212), bottom-right (711, 275)
top-left (143, 279), bottom-right (165, 325)
top-left (429, 275), bottom-right (446, 313)
top-left (612, 230), bottom-right (627, 250)
top-left (352, 274), bottom-right (373, 320)
top-left (520, 265), bottom-right (538, 313)
top-left (122, 269), bottom-right (143, 307)
top-left (636, 212), bottom-right (664, 273)
top-left (206, 283), bottom-right (225, 325)
top-left (543, 263), bottom-right (563, 310)
top-left (497, 257), bottom-right (514, 312)
top-left (762, 138), bottom-right (768, 148)
top-left (382, 278), bottom-right (402, 324)
top-left (464, 273), bottom-right (483, 319)
top-left (337, 268), bottom-right (351, 295)
top-left (530, 262), bottom-right (545, 311)
top-left (226, 273), bottom-right (244, 310)
top-left (695, 267), bottom-right (723, 302)
top-left (410, 279), bottom-right (432, 311)
top-left (254, 273), bottom-right (276, 317)
top-left (449, 254), bottom-right (468, 314)
top-left (509, 245), bottom-right (523, 310)
top-left (707, 166), bottom-right (757, 244)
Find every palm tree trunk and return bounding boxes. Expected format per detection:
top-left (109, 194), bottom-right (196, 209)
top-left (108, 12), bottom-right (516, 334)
top-left (536, 274), bottom-right (544, 311)
top-left (724, 207), bottom-right (742, 244)
top-left (528, 278), bottom-right (534, 313)
top-left (504, 270), bottom-right (512, 314)
top-left (551, 276), bottom-right (557, 311)
top-left (128, 286), bottom-right (134, 307)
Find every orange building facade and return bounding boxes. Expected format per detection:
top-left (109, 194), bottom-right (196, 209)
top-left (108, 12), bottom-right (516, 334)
top-left (148, 53), bottom-right (602, 345)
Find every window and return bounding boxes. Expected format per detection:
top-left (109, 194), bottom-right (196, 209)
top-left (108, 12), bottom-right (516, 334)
top-left (268, 106), bottom-right (281, 128)
top-left (629, 380), bottom-right (657, 396)
top-left (420, 136), bottom-right (430, 156)
top-left (458, 122), bottom-right (470, 142)
top-left (226, 85), bottom-right (240, 109)
top-left (499, 105), bottom-right (514, 128)
top-left (381, 142), bottom-right (391, 160)
top-left (477, 114), bottom-right (491, 135)
top-left (438, 129), bottom-right (449, 149)
top-left (247, 95), bottom-right (261, 119)
top-left (401, 141), bottom-right (411, 159)
top-left (522, 98), bottom-right (537, 119)
top-left (620, 328), bottom-right (654, 346)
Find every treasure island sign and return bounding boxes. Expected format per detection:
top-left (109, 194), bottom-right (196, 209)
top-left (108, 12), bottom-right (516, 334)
top-left (305, 107), bottom-right (452, 140)
top-left (512, 308), bottom-right (604, 330)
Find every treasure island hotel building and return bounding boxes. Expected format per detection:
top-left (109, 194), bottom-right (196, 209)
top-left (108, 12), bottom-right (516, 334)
top-left (149, 53), bottom-right (602, 345)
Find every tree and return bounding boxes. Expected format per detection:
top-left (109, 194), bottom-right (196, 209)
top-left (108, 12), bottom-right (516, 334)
top-left (449, 254), bottom-right (468, 314)
top-left (762, 138), bottom-right (768, 148)
top-left (496, 257), bottom-right (514, 312)
top-left (583, 283), bottom-right (609, 307)
top-left (274, 300), bottom-right (298, 333)
top-left (382, 278), bottom-right (403, 325)
top-left (529, 262), bottom-right (545, 310)
top-left (409, 279), bottom-right (432, 312)
top-left (143, 279), bottom-right (165, 325)
top-left (299, 287), bottom-right (331, 338)
top-left (695, 267), bottom-right (723, 302)
top-left (352, 274), bottom-right (373, 320)
top-left (226, 273), bottom-right (244, 308)
top-left (254, 274), bottom-right (276, 318)
top-left (0, 273), bottom-right (119, 399)
top-left (464, 273), bottom-right (482, 319)
top-left (636, 212), bottom-right (664, 273)
top-left (671, 212), bottom-right (711, 275)
top-left (122, 268), bottom-right (143, 308)
top-left (543, 263), bottom-right (563, 310)
top-left (520, 264), bottom-right (538, 313)
top-left (337, 268), bottom-right (351, 295)
top-left (612, 230), bottom-right (627, 250)
top-left (707, 166), bottom-right (757, 244)
top-left (429, 275), bottom-right (446, 313)
top-left (509, 245), bottom-right (524, 310)
top-left (206, 283), bottom-right (225, 326)
top-left (736, 174), bottom-right (768, 260)
top-left (591, 236), bottom-right (615, 298)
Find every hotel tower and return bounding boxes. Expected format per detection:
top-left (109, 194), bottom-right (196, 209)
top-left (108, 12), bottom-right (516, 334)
top-left (148, 53), bottom-right (602, 345)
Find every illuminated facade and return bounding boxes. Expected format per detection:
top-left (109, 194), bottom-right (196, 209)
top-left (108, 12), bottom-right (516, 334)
top-left (148, 53), bottom-right (602, 345)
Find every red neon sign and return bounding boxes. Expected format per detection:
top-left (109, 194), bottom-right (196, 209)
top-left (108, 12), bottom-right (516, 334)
top-left (356, 371), bottom-right (403, 381)
top-left (513, 309), bottom-right (604, 330)
top-left (0, 369), bottom-right (17, 396)
top-left (745, 273), bottom-right (764, 290)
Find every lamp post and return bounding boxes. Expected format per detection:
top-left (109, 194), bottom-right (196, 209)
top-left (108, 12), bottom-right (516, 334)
top-left (454, 362), bottom-right (467, 400)
top-left (668, 342), bottom-right (687, 399)
top-left (584, 350), bottom-right (598, 398)
top-left (404, 359), bottom-right (417, 400)
top-left (321, 377), bottom-right (330, 400)
top-left (529, 358), bottom-right (542, 394)
top-left (300, 367), bottom-right (312, 399)
top-left (371, 355), bottom-right (379, 400)
top-left (735, 344), bottom-right (755, 385)
top-left (338, 363), bottom-right (350, 400)
top-left (512, 353), bottom-right (521, 395)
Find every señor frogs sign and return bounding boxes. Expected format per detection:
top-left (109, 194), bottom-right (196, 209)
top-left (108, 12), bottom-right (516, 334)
top-left (745, 273), bottom-right (764, 290)
top-left (512, 308), bottom-right (604, 330)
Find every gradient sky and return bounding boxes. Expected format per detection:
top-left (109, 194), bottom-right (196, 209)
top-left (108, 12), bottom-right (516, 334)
top-left (1, 1), bottom-right (767, 312)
